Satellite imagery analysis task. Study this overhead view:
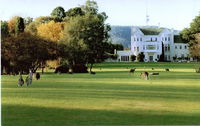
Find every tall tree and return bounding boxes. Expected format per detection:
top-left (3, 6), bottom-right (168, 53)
top-left (1, 21), bottom-right (9, 38)
top-left (181, 14), bottom-right (200, 58)
top-left (51, 6), bottom-right (66, 21)
top-left (60, 0), bottom-right (111, 73)
top-left (15, 17), bottom-right (25, 34)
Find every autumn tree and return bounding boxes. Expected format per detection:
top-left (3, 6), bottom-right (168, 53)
top-left (1, 32), bottom-right (58, 74)
top-left (37, 21), bottom-right (64, 42)
top-left (7, 16), bottom-right (19, 34)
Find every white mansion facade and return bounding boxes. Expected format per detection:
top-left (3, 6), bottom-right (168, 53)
top-left (116, 26), bottom-right (190, 62)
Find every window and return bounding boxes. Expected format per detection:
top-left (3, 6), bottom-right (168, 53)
top-left (157, 45), bottom-right (159, 50)
top-left (140, 38), bottom-right (142, 41)
top-left (143, 45), bottom-right (145, 50)
top-left (134, 47), bottom-right (136, 51)
top-left (165, 46), bottom-right (168, 51)
top-left (121, 56), bottom-right (129, 61)
top-left (181, 54), bottom-right (184, 58)
top-left (165, 37), bottom-right (167, 41)
top-left (147, 45), bottom-right (156, 50)
top-left (185, 45), bottom-right (187, 49)
top-left (151, 38), bottom-right (152, 41)
top-left (137, 38), bottom-right (139, 41)
top-left (155, 38), bottom-right (157, 41)
top-left (180, 45), bottom-right (182, 49)
top-left (157, 55), bottom-right (160, 59)
top-left (168, 46), bottom-right (170, 51)
top-left (134, 38), bottom-right (136, 41)
top-left (175, 46), bottom-right (177, 49)
top-left (162, 37), bottom-right (164, 41)
top-left (168, 55), bottom-right (170, 60)
top-left (137, 47), bottom-right (139, 52)
top-left (168, 37), bottom-right (170, 41)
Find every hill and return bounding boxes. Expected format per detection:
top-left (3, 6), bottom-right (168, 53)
top-left (109, 26), bottom-right (131, 48)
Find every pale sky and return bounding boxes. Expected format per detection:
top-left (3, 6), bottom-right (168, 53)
top-left (0, 0), bottom-right (200, 30)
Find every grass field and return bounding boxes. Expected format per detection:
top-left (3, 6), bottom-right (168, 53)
top-left (2, 62), bottom-right (200, 125)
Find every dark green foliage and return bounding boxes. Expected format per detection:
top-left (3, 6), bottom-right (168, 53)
top-left (137, 52), bottom-right (145, 62)
top-left (109, 26), bottom-right (131, 48)
top-left (1, 21), bottom-right (9, 37)
top-left (131, 55), bottom-right (136, 61)
top-left (15, 17), bottom-right (25, 34)
top-left (181, 14), bottom-right (200, 46)
top-left (66, 7), bottom-right (85, 17)
top-left (55, 65), bottom-right (69, 73)
top-left (51, 6), bottom-right (66, 20)
top-left (60, 1), bottom-right (111, 72)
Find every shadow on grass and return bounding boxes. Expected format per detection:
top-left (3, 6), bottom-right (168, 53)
top-left (2, 104), bottom-right (200, 126)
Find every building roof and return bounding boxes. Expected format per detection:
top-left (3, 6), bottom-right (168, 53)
top-left (117, 50), bottom-right (133, 56)
top-left (174, 35), bottom-right (187, 43)
top-left (139, 28), bottom-right (164, 35)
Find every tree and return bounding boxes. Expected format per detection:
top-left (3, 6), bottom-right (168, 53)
top-left (181, 14), bottom-right (200, 58)
top-left (1, 21), bottom-right (9, 38)
top-left (1, 32), bottom-right (58, 74)
top-left (65, 7), bottom-right (85, 17)
top-left (131, 55), bottom-right (136, 62)
top-left (37, 21), bottom-right (64, 42)
top-left (51, 6), bottom-right (66, 21)
top-left (190, 34), bottom-right (200, 59)
top-left (7, 16), bottom-right (19, 34)
top-left (137, 52), bottom-right (145, 62)
top-left (25, 21), bottom-right (39, 35)
top-left (24, 17), bottom-right (33, 26)
top-left (15, 17), bottom-right (25, 34)
top-left (60, 1), bottom-right (111, 73)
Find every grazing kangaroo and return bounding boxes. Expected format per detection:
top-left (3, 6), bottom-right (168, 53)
top-left (130, 68), bottom-right (136, 73)
top-left (165, 68), bottom-right (169, 72)
top-left (140, 72), bottom-right (149, 80)
top-left (18, 73), bottom-right (24, 86)
top-left (36, 73), bottom-right (40, 80)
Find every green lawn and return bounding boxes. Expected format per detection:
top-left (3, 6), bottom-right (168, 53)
top-left (2, 62), bottom-right (200, 125)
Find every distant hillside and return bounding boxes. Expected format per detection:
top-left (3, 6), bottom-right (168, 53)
top-left (109, 26), bottom-right (131, 48)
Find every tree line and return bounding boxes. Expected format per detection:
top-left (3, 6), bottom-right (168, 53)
top-left (1, 0), bottom-right (123, 74)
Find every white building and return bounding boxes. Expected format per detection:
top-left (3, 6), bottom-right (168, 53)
top-left (117, 26), bottom-right (190, 62)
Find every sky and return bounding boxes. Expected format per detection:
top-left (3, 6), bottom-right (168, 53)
top-left (0, 0), bottom-right (200, 30)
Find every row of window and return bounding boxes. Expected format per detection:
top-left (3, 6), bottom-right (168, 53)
top-left (175, 45), bottom-right (187, 49)
top-left (133, 37), bottom-right (171, 42)
top-left (162, 37), bottom-right (170, 41)
top-left (121, 56), bottom-right (130, 61)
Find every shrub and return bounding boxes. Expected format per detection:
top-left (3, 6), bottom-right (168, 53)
top-left (55, 65), bottom-right (69, 73)
top-left (130, 55), bottom-right (136, 62)
top-left (72, 64), bottom-right (88, 73)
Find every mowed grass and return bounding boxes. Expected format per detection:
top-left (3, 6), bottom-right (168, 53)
top-left (2, 62), bottom-right (200, 125)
